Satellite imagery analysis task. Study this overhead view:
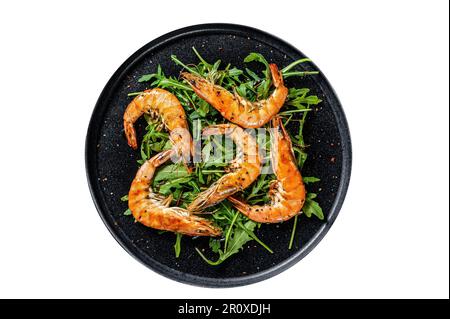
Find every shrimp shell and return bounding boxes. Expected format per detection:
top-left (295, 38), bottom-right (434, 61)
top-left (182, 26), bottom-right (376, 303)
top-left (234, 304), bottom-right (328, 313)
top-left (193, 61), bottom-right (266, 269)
top-left (128, 149), bottom-right (221, 236)
top-left (228, 116), bottom-right (306, 223)
top-left (123, 88), bottom-right (193, 165)
top-left (181, 64), bottom-right (288, 128)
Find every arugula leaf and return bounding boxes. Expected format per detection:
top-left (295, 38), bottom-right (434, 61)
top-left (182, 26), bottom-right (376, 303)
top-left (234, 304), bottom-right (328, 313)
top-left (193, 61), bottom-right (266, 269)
top-left (244, 52), bottom-right (270, 69)
top-left (228, 67), bottom-right (243, 79)
top-left (138, 73), bottom-right (158, 83)
top-left (192, 46), bottom-right (212, 70)
top-left (174, 233), bottom-right (182, 258)
top-left (158, 77), bottom-right (193, 91)
top-left (158, 177), bottom-right (192, 195)
top-left (245, 67), bottom-right (261, 81)
top-left (171, 54), bottom-right (200, 76)
top-left (209, 238), bottom-right (221, 253)
top-left (281, 58), bottom-right (312, 73)
top-left (307, 192), bottom-right (317, 200)
top-left (289, 88), bottom-right (310, 98)
top-left (243, 53), bottom-right (273, 99)
top-left (257, 79), bottom-right (271, 100)
top-left (237, 221), bottom-right (273, 253)
top-left (303, 176), bottom-right (321, 184)
top-left (235, 83), bottom-right (247, 98)
top-left (127, 91), bottom-right (143, 97)
top-left (288, 95), bottom-right (322, 109)
top-left (196, 220), bottom-right (256, 266)
top-left (139, 121), bottom-right (170, 162)
top-left (123, 208), bottom-right (132, 216)
top-left (303, 193), bottom-right (324, 220)
top-left (283, 71), bottom-right (319, 79)
top-left (196, 99), bottom-right (210, 117)
top-left (225, 220), bottom-right (256, 256)
top-left (288, 215), bottom-right (298, 250)
top-left (154, 164), bottom-right (189, 182)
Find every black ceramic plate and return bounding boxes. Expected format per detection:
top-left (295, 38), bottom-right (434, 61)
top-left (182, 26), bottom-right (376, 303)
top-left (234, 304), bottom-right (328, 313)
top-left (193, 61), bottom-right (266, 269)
top-left (86, 23), bottom-right (351, 287)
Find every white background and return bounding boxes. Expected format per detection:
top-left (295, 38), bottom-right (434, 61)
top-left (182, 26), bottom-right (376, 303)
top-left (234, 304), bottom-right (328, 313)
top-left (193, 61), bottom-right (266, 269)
top-left (0, 0), bottom-right (448, 299)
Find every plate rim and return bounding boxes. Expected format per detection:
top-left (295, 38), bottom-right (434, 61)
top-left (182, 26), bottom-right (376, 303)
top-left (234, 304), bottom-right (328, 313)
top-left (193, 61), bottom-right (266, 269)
top-left (85, 23), bottom-right (352, 288)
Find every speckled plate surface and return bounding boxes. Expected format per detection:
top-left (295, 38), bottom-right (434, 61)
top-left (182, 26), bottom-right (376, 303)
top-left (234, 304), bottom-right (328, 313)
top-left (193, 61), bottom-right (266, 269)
top-left (85, 23), bottom-right (352, 287)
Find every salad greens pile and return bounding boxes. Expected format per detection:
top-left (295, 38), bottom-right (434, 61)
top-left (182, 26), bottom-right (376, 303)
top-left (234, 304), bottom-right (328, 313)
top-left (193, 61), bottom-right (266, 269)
top-left (122, 48), bottom-right (324, 265)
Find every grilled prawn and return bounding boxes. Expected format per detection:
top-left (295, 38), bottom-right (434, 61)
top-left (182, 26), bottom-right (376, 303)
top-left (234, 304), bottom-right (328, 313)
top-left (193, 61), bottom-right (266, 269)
top-left (128, 149), bottom-right (221, 236)
top-left (228, 116), bottom-right (306, 223)
top-left (187, 124), bottom-right (262, 212)
top-left (181, 64), bottom-right (288, 128)
top-left (123, 88), bottom-right (193, 165)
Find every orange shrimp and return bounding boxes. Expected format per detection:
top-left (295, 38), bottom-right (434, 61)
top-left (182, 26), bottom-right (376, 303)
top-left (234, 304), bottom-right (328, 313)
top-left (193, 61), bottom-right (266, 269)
top-left (187, 124), bottom-right (262, 212)
top-left (181, 64), bottom-right (288, 128)
top-left (228, 116), bottom-right (306, 223)
top-left (123, 88), bottom-right (192, 165)
top-left (128, 149), bottom-right (221, 236)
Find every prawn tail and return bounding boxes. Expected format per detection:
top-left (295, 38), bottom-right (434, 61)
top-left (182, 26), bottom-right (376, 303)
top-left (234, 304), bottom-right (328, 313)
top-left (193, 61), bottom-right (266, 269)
top-left (124, 120), bottom-right (138, 149)
top-left (269, 63), bottom-right (284, 88)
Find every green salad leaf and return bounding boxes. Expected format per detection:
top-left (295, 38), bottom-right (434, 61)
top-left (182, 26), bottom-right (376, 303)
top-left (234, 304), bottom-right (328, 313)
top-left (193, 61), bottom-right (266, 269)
top-left (196, 220), bottom-right (256, 266)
